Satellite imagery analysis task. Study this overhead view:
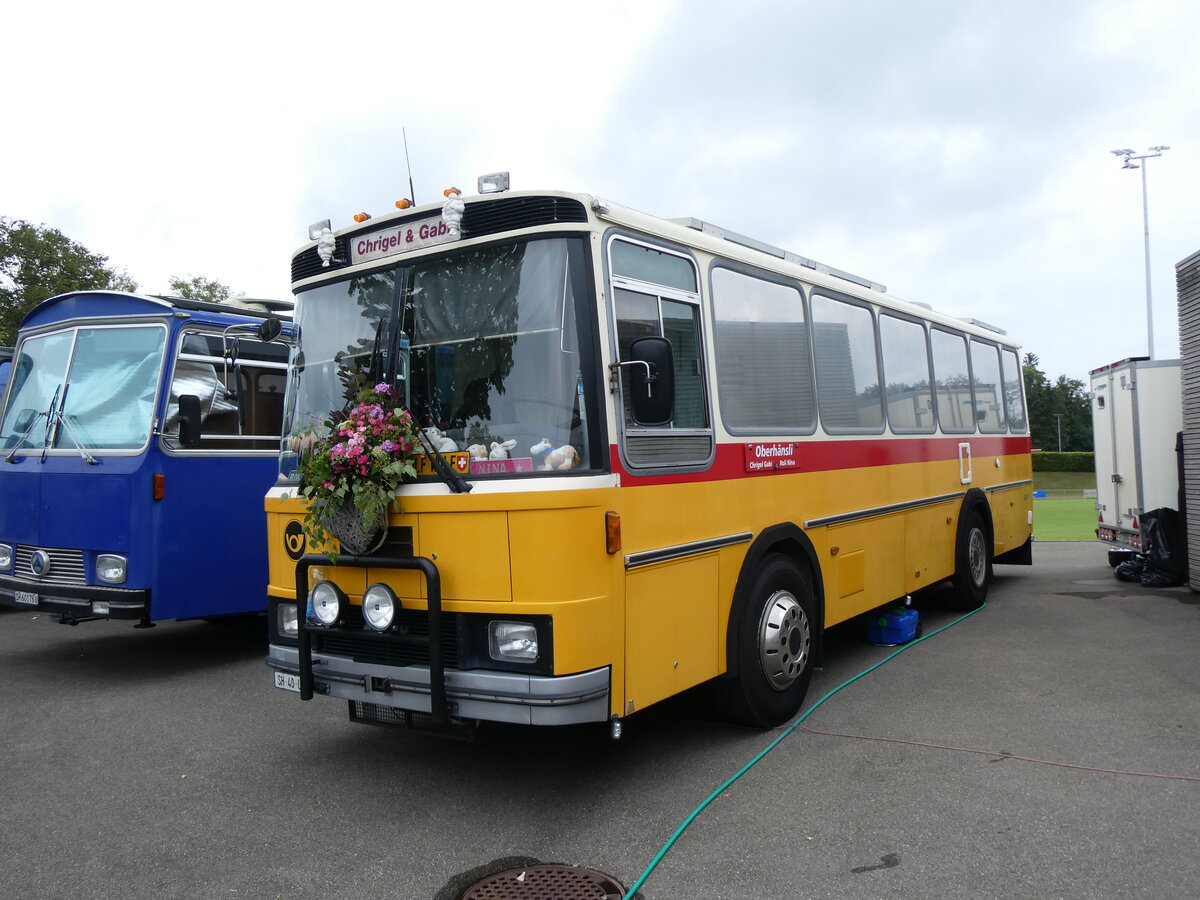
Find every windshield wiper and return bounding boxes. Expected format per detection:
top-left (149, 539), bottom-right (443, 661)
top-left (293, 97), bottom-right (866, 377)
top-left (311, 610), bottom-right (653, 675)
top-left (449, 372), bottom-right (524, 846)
top-left (4, 404), bottom-right (50, 463)
top-left (41, 384), bottom-right (98, 465)
top-left (406, 401), bottom-right (472, 494)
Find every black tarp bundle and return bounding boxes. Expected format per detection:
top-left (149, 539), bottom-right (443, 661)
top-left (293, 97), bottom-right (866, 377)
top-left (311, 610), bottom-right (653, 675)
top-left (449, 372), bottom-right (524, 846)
top-left (1114, 508), bottom-right (1188, 587)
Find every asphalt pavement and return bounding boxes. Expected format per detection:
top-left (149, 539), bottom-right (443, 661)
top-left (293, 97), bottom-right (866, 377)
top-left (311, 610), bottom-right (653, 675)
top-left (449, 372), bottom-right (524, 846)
top-left (2, 541), bottom-right (1199, 899)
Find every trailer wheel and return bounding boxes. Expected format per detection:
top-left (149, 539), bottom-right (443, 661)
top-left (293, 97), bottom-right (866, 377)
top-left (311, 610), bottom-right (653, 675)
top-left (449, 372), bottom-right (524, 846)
top-left (1107, 548), bottom-right (1135, 568)
top-left (715, 555), bottom-right (815, 728)
top-left (950, 509), bottom-right (990, 611)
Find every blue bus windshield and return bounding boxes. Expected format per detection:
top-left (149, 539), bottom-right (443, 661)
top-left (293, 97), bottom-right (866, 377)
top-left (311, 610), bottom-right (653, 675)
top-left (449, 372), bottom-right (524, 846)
top-left (1, 325), bottom-right (166, 451)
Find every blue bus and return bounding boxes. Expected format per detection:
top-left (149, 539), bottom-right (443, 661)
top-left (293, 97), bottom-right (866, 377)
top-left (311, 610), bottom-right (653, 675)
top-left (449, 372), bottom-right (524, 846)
top-left (0, 291), bottom-right (290, 626)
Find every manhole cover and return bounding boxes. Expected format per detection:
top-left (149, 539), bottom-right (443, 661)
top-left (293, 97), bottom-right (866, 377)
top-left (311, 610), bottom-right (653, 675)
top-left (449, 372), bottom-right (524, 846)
top-left (456, 864), bottom-right (625, 899)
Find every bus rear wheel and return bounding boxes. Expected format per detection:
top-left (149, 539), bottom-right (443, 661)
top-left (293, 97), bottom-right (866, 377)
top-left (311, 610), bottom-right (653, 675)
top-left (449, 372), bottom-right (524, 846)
top-left (950, 510), bottom-right (990, 611)
top-left (715, 555), bottom-right (815, 728)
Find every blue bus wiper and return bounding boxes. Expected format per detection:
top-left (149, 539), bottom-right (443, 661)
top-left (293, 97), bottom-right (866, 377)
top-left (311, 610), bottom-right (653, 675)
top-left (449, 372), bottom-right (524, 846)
top-left (4, 408), bottom-right (50, 463)
top-left (40, 384), bottom-right (98, 465)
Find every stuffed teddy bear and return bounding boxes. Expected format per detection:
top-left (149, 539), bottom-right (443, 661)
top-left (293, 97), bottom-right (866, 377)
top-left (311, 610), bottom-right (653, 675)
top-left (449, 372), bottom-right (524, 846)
top-left (543, 445), bottom-right (580, 470)
top-left (466, 443), bottom-right (489, 461)
top-left (422, 426), bottom-right (458, 453)
top-left (489, 439), bottom-right (517, 460)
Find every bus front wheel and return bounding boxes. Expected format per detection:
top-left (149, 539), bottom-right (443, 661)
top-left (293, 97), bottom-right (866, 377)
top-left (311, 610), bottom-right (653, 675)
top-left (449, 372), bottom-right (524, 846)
top-left (950, 509), bottom-right (990, 611)
top-left (715, 555), bottom-right (815, 728)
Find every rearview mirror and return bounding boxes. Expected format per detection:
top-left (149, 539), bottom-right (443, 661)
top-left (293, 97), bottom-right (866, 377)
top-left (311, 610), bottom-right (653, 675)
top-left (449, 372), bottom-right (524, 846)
top-left (628, 336), bottom-right (674, 427)
top-left (177, 395), bottom-right (203, 448)
top-left (258, 317), bottom-right (283, 343)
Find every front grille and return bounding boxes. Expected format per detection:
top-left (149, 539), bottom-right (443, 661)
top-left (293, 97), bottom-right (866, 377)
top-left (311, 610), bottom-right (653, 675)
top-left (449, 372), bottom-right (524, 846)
top-left (15, 546), bottom-right (87, 586)
top-left (310, 607), bottom-right (460, 668)
top-left (290, 196), bottom-right (588, 284)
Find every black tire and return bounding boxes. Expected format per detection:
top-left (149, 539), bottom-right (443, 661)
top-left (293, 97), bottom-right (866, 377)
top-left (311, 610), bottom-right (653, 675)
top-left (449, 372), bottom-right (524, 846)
top-left (715, 555), bottom-right (816, 728)
top-left (950, 509), bottom-right (990, 611)
top-left (1107, 548), bottom-right (1135, 568)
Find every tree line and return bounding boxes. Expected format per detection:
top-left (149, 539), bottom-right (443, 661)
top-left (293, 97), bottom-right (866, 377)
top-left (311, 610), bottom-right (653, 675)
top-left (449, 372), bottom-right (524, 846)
top-left (1023, 352), bottom-right (1092, 452)
top-left (0, 217), bottom-right (235, 346)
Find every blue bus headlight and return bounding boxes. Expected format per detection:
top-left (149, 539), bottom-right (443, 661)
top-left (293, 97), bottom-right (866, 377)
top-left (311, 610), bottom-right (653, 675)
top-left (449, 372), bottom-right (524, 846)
top-left (309, 581), bottom-right (345, 626)
top-left (96, 554), bottom-right (127, 584)
top-left (488, 621), bottom-right (539, 662)
top-left (362, 584), bottom-right (397, 632)
top-left (0, 544), bottom-right (12, 571)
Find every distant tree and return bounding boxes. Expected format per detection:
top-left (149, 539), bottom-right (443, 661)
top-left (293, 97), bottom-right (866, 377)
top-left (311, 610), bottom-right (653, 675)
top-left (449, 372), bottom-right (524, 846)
top-left (1023, 352), bottom-right (1092, 451)
top-left (168, 274), bottom-right (237, 304)
top-left (0, 217), bottom-right (137, 345)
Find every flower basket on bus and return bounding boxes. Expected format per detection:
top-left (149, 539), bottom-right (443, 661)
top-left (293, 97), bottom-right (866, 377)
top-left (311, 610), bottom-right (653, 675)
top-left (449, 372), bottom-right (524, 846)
top-left (294, 383), bottom-right (419, 558)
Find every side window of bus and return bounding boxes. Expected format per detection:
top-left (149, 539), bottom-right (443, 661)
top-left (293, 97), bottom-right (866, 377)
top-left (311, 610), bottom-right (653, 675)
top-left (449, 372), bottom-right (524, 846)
top-left (969, 339), bottom-right (1007, 433)
top-left (165, 331), bottom-right (289, 451)
top-left (711, 267), bottom-right (815, 432)
top-left (930, 328), bottom-right (974, 433)
top-left (1000, 347), bottom-right (1028, 433)
top-left (879, 314), bottom-right (935, 434)
top-left (610, 238), bottom-right (712, 468)
top-left (810, 292), bottom-right (884, 433)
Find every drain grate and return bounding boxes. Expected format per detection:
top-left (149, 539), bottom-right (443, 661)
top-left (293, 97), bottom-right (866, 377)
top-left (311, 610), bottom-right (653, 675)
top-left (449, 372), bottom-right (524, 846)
top-left (456, 864), bottom-right (625, 899)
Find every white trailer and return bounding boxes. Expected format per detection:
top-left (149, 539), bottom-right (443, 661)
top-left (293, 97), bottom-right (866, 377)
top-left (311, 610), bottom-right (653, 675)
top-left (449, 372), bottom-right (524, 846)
top-left (1090, 357), bottom-right (1182, 562)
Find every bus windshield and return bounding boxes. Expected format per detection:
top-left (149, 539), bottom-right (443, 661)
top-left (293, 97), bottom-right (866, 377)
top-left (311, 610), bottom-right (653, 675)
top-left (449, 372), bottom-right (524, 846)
top-left (0, 325), bottom-right (166, 452)
top-left (281, 236), bottom-right (595, 480)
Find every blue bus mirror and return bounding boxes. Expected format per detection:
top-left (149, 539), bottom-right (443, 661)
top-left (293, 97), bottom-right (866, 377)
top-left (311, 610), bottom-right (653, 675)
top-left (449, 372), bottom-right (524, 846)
top-left (177, 395), bottom-right (203, 448)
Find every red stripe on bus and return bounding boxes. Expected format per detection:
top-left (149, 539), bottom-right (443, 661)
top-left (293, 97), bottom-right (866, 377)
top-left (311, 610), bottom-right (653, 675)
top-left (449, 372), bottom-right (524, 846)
top-left (610, 435), bottom-right (1031, 486)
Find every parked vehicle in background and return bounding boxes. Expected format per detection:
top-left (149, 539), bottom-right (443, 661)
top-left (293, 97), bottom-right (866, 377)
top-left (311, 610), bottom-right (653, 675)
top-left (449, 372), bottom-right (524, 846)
top-left (0, 291), bottom-right (291, 625)
top-left (1090, 357), bottom-right (1183, 565)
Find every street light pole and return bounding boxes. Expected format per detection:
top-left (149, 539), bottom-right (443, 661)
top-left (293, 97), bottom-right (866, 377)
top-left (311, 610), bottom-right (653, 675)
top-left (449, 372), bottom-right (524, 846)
top-left (1054, 413), bottom-right (1063, 452)
top-left (1111, 146), bottom-right (1170, 360)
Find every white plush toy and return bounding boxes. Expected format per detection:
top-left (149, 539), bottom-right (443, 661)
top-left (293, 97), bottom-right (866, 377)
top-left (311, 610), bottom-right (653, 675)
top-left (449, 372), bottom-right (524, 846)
top-left (466, 443), bottom-right (489, 461)
top-left (543, 445), bottom-right (580, 470)
top-left (489, 439), bottom-right (517, 460)
top-left (530, 438), bottom-right (552, 461)
top-left (422, 427), bottom-right (458, 453)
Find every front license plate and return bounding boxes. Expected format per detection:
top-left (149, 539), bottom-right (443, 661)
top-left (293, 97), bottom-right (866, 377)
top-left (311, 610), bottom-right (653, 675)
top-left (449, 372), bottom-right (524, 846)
top-left (14, 590), bottom-right (38, 607)
top-left (274, 671), bottom-right (301, 693)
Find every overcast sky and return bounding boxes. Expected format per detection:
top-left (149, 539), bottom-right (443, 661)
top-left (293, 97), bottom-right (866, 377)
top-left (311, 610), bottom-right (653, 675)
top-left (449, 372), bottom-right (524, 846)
top-left (4, 0), bottom-right (1197, 382)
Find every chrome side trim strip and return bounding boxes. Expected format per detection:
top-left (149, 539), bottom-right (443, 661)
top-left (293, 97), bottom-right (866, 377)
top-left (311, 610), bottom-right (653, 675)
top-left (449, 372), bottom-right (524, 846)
top-left (805, 491), bottom-right (967, 529)
top-left (985, 479), bottom-right (1033, 493)
top-left (624, 532), bottom-right (753, 570)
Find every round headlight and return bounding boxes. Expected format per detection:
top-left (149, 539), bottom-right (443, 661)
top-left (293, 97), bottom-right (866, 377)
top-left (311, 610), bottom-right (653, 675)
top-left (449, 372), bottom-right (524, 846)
top-left (310, 581), bottom-right (343, 626)
top-left (362, 584), bottom-right (397, 632)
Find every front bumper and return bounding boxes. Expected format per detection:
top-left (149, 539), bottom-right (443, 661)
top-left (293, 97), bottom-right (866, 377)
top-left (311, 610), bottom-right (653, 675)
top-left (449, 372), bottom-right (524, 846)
top-left (267, 643), bottom-right (610, 726)
top-left (0, 574), bottom-right (148, 619)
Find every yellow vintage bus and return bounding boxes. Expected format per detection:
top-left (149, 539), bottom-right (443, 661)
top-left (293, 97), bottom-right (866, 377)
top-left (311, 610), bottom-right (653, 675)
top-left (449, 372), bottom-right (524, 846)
top-left (265, 176), bottom-right (1032, 737)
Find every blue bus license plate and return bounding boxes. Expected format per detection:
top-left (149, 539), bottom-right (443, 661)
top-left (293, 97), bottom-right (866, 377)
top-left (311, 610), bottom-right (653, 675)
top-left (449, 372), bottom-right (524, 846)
top-left (274, 671), bottom-right (300, 692)
top-left (14, 591), bottom-right (38, 606)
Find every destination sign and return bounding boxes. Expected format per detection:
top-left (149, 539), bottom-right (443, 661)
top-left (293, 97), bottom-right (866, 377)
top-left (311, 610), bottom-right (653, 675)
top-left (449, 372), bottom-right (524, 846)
top-left (350, 215), bottom-right (460, 265)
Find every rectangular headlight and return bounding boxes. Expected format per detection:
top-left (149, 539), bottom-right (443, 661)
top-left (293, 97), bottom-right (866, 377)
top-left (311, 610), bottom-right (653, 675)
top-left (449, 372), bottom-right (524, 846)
top-left (96, 554), bottom-right (127, 584)
top-left (0, 544), bottom-right (12, 570)
top-left (488, 621), bottom-right (539, 662)
top-left (277, 602), bottom-right (299, 637)
top-left (92, 601), bottom-right (111, 616)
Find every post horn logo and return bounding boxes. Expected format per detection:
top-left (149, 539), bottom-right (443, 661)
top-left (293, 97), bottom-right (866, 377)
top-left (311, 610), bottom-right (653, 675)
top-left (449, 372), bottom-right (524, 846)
top-left (284, 521), bottom-right (306, 561)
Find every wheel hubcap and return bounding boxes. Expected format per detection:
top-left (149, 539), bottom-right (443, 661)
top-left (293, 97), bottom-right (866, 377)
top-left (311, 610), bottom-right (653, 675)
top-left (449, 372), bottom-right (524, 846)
top-left (968, 527), bottom-right (987, 588)
top-left (758, 590), bottom-right (811, 691)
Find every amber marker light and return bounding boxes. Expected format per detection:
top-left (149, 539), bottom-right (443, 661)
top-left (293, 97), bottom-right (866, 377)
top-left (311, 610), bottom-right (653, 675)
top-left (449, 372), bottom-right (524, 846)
top-left (153, 472), bottom-right (165, 501)
top-left (395, 199), bottom-right (411, 209)
top-left (353, 212), bottom-right (371, 223)
top-left (605, 511), bottom-right (622, 555)
top-left (443, 187), bottom-right (461, 197)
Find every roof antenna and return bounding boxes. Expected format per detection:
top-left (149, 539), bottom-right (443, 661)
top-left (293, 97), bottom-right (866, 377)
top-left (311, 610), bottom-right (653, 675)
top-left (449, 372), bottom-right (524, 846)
top-left (402, 128), bottom-right (416, 206)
